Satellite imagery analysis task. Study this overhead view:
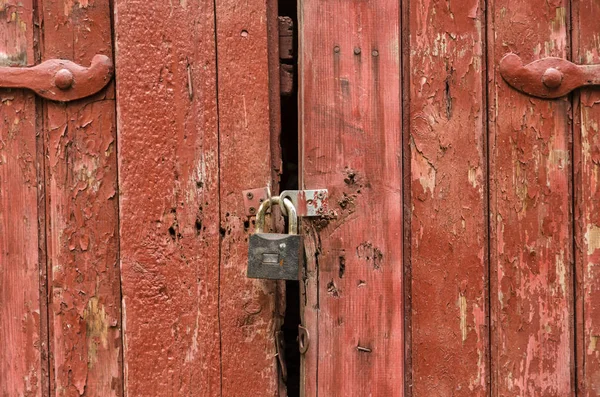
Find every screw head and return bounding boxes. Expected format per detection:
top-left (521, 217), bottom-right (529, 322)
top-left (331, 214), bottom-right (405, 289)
top-left (542, 67), bottom-right (563, 89)
top-left (55, 69), bottom-right (74, 90)
top-left (353, 47), bottom-right (361, 55)
top-left (249, 207), bottom-right (256, 214)
top-left (246, 192), bottom-right (254, 200)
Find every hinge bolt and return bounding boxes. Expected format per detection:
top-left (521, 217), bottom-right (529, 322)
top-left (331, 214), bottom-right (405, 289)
top-left (55, 68), bottom-right (74, 90)
top-left (541, 67), bottom-right (563, 89)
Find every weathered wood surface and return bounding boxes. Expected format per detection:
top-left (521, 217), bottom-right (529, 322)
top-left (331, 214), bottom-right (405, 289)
top-left (0, 1), bottom-right (42, 395)
top-left (489, 0), bottom-right (575, 395)
top-left (115, 0), bottom-right (222, 395)
top-left (215, 0), bottom-right (282, 394)
top-left (42, 0), bottom-right (122, 395)
top-left (408, 0), bottom-right (488, 395)
top-left (573, 0), bottom-right (600, 394)
top-left (116, 0), bottom-right (281, 394)
top-left (299, 0), bottom-right (404, 395)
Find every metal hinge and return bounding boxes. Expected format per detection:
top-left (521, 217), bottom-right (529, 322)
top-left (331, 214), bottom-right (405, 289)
top-left (242, 188), bottom-right (328, 217)
top-left (500, 53), bottom-right (600, 99)
top-left (0, 55), bottom-right (113, 102)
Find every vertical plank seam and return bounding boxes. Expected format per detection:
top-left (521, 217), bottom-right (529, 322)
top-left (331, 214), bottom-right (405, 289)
top-left (485, 0), bottom-right (497, 395)
top-left (32, 0), bottom-right (53, 393)
top-left (212, 0), bottom-right (224, 394)
top-left (106, 0), bottom-right (125, 394)
top-left (567, 0), bottom-right (579, 394)
top-left (571, 1), bottom-right (585, 392)
top-left (400, 0), bottom-right (412, 394)
top-left (483, 0), bottom-right (492, 395)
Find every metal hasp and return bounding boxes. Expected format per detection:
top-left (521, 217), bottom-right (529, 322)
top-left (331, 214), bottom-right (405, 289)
top-left (242, 187), bottom-right (270, 217)
top-left (499, 53), bottom-right (600, 99)
top-left (242, 188), bottom-right (328, 217)
top-left (279, 189), bottom-right (328, 217)
top-left (0, 54), bottom-right (113, 102)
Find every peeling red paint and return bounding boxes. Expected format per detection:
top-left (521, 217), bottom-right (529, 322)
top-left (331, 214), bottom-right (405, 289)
top-left (43, 1), bottom-right (121, 395)
top-left (489, 0), bottom-right (575, 395)
top-left (409, 0), bottom-right (489, 394)
top-left (0, 1), bottom-right (42, 396)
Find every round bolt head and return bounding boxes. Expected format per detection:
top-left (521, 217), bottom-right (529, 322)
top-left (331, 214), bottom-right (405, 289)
top-left (249, 207), bottom-right (256, 214)
top-left (246, 192), bottom-right (254, 199)
top-left (542, 67), bottom-right (563, 89)
top-left (55, 68), bottom-right (74, 90)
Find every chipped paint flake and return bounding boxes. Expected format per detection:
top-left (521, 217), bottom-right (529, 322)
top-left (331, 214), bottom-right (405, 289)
top-left (458, 294), bottom-right (468, 342)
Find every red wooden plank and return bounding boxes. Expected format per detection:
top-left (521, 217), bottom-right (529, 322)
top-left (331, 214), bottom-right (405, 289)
top-left (488, 0), bottom-right (575, 395)
top-left (573, 0), bottom-right (600, 394)
top-left (0, 2), bottom-right (42, 395)
top-left (214, 0), bottom-right (282, 394)
top-left (41, 0), bottom-right (122, 395)
top-left (115, 0), bottom-right (222, 395)
top-left (299, 0), bottom-right (403, 395)
top-left (408, 0), bottom-right (489, 394)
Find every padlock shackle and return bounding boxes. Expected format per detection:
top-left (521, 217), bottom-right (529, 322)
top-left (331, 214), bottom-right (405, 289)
top-left (255, 196), bottom-right (298, 235)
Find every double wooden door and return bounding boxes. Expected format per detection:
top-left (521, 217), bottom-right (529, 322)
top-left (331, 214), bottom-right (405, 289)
top-left (1, 0), bottom-right (599, 396)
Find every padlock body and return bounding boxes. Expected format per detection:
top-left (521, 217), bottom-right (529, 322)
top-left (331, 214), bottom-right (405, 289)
top-left (247, 233), bottom-right (303, 280)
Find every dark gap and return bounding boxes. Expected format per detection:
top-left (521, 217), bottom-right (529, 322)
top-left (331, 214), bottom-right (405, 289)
top-left (400, 0), bottom-right (413, 394)
top-left (483, 0), bottom-right (493, 394)
top-left (279, 0), bottom-right (300, 395)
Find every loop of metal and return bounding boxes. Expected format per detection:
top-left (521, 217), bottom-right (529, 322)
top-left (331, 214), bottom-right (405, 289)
top-left (255, 196), bottom-right (298, 235)
top-left (298, 325), bottom-right (310, 354)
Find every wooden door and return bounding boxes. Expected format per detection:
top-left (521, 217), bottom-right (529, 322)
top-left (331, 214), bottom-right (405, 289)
top-left (3, 0), bottom-right (600, 396)
top-left (1, 0), bottom-right (284, 396)
top-left (298, 0), bottom-right (600, 396)
top-left (1, 0), bottom-right (121, 395)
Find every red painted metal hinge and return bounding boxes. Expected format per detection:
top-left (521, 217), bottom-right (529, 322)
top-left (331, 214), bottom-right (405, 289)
top-left (500, 53), bottom-right (600, 99)
top-left (0, 54), bottom-right (113, 102)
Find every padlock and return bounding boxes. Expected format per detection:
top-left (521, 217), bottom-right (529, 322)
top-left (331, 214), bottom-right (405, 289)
top-left (247, 196), bottom-right (303, 280)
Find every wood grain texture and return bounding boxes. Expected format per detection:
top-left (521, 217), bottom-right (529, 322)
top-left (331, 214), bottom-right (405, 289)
top-left (488, 0), bottom-right (575, 395)
top-left (573, 0), bottom-right (600, 394)
top-left (299, 0), bottom-right (403, 395)
top-left (115, 0), bottom-right (222, 395)
top-left (214, 0), bottom-right (281, 394)
top-left (408, 0), bottom-right (488, 394)
top-left (41, 0), bottom-right (121, 395)
top-left (0, 1), bottom-right (42, 395)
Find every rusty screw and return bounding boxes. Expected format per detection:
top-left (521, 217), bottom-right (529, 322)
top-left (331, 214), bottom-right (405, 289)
top-left (249, 207), bottom-right (256, 215)
top-left (246, 192), bottom-right (254, 200)
top-left (55, 69), bottom-right (74, 90)
top-left (542, 67), bottom-right (563, 89)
